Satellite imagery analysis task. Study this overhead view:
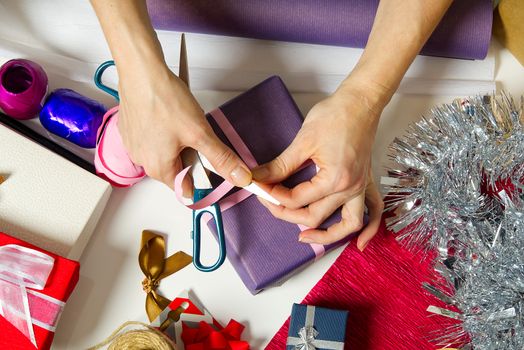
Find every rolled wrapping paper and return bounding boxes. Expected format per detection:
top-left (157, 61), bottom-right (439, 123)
top-left (0, 59), bottom-right (48, 120)
top-left (147, 0), bottom-right (493, 60)
top-left (40, 89), bottom-right (107, 148)
top-left (95, 106), bottom-right (146, 187)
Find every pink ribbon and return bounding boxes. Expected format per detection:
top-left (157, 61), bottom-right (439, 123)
top-left (174, 108), bottom-right (325, 259)
top-left (0, 244), bottom-right (65, 347)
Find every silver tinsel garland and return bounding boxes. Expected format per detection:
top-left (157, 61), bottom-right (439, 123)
top-left (382, 93), bottom-right (524, 349)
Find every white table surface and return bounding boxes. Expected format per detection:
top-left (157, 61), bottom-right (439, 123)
top-left (0, 2), bottom-right (523, 349)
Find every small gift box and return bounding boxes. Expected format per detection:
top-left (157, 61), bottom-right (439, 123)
top-left (182, 319), bottom-right (249, 350)
top-left (0, 231), bottom-right (80, 350)
top-left (150, 290), bottom-right (249, 350)
top-left (204, 76), bottom-right (360, 294)
top-left (150, 290), bottom-right (219, 349)
top-left (286, 303), bottom-right (348, 350)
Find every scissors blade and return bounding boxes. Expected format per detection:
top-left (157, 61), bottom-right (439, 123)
top-left (179, 33), bottom-right (189, 88)
top-left (198, 154), bottom-right (281, 206)
top-left (180, 149), bottom-right (213, 189)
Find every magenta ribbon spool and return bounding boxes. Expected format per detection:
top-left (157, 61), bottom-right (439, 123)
top-left (0, 59), bottom-right (48, 120)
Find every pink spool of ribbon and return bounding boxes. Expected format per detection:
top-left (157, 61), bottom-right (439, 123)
top-left (95, 106), bottom-right (146, 187)
top-left (0, 59), bottom-right (48, 120)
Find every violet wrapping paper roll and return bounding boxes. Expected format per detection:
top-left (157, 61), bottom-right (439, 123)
top-left (204, 76), bottom-right (361, 294)
top-left (147, 0), bottom-right (493, 60)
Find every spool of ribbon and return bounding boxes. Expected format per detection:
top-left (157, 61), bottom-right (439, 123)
top-left (95, 106), bottom-right (146, 187)
top-left (39, 88), bottom-right (107, 148)
top-left (0, 244), bottom-right (65, 347)
top-left (139, 230), bottom-right (193, 322)
top-left (174, 108), bottom-right (326, 260)
top-left (286, 306), bottom-right (344, 350)
top-left (181, 319), bottom-right (250, 350)
top-left (0, 59), bottom-right (48, 120)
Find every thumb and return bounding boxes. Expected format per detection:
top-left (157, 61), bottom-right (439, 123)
top-left (194, 133), bottom-right (251, 187)
top-left (252, 136), bottom-right (309, 183)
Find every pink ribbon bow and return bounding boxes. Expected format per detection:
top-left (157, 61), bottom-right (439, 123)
top-left (0, 244), bottom-right (65, 347)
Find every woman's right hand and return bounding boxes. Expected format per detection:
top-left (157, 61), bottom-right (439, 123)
top-left (116, 63), bottom-right (252, 193)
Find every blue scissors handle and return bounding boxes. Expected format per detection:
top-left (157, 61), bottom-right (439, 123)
top-left (94, 60), bottom-right (120, 101)
top-left (192, 188), bottom-right (227, 272)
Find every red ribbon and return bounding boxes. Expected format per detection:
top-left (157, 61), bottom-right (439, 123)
top-left (182, 319), bottom-right (250, 350)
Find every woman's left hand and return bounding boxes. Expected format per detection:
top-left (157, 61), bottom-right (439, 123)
top-left (252, 77), bottom-right (387, 251)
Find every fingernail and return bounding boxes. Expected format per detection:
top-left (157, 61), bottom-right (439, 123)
top-left (230, 166), bottom-right (252, 187)
top-left (299, 236), bottom-right (314, 244)
top-left (358, 240), bottom-right (369, 252)
top-left (252, 166), bottom-right (269, 181)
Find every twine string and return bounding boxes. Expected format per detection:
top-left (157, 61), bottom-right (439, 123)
top-left (87, 321), bottom-right (175, 350)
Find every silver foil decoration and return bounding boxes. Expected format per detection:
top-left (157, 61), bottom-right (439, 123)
top-left (382, 93), bottom-right (523, 255)
top-left (383, 93), bottom-right (524, 349)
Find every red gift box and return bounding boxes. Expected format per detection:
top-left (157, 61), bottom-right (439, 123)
top-left (0, 232), bottom-right (79, 350)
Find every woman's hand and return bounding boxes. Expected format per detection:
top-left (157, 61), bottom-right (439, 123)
top-left (90, 0), bottom-right (251, 193)
top-left (117, 63), bottom-right (251, 192)
top-left (253, 77), bottom-right (387, 251)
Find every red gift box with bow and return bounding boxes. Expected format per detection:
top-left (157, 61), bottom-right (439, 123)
top-left (0, 232), bottom-right (80, 350)
top-left (151, 290), bottom-right (249, 350)
top-left (182, 320), bottom-right (250, 350)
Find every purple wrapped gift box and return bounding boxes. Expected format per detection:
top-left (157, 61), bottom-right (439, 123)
top-left (205, 76), bottom-right (360, 294)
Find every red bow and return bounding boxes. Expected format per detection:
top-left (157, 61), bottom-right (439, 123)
top-left (181, 319), bottom-right (250, 350)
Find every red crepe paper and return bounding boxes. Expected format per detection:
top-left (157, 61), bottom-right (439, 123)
top-left (182, 319), bottom-right (250, 350)
top-left (266, 219), bottom-right (460, 350)
top-left (0, 232), bottom-right (79, 350)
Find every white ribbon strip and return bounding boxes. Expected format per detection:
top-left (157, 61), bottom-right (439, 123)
top-left (0, 244), bottom-right (65, 346)
top-left (286, 305), bottom-right (345, 350)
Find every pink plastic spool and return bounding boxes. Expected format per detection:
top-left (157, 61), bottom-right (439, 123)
top-left (0, 59), bottom-right (48, 120)
top-left (95, 106), bottom-right (146, 187)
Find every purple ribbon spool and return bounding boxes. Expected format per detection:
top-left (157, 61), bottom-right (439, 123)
top-left (0, 59), bottom-right (48, 120)
top-left (40, 89), bottom-right (107, 149)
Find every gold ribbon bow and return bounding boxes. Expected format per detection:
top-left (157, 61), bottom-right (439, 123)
top-left (139, 230), bottom-right (192, 322)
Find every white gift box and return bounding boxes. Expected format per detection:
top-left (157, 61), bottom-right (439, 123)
top-left (0, 123), bottom-right (111, 260)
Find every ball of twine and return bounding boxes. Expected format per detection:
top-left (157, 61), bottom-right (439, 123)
top-left (88, 321), bottom-right (175, 350)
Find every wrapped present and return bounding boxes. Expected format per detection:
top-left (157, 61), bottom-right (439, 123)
top-left (286, 304), bottom-right (348, 350)
top-left (0, 231), bottom-right (80, 350)
top-left (182, 320), bottom-right (249, 350)
top-left (202, 76), bottom-right (361, 293)
top-left (150, 290), bottom-right (220, 350)
top-left (0, 120), bottom-right (111, 260)
top-left (150, 290), bottom-right (249, 350)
